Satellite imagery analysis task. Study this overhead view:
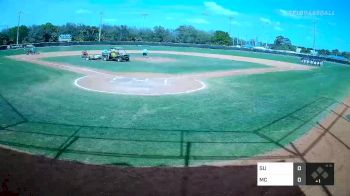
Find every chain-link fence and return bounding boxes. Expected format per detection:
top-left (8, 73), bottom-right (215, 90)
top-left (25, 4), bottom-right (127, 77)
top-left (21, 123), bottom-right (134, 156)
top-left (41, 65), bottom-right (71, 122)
top-left (0, 92), bottom-right (346, 167)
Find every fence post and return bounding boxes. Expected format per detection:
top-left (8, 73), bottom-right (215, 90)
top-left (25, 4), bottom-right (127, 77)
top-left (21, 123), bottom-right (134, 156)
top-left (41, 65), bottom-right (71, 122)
top-left (180, 130), bottom-right (184, 156)
top-left (184, 142), bottom-right (191, 167)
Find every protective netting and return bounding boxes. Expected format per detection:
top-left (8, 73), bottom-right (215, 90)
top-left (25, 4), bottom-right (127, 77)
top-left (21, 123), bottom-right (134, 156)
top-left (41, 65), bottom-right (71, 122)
top-left (0, 94), bottom-right (343, 167)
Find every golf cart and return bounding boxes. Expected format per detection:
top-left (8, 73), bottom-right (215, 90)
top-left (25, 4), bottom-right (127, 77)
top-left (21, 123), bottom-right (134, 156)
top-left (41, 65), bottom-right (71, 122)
top-left (101, 47), bottom-right (130, 62)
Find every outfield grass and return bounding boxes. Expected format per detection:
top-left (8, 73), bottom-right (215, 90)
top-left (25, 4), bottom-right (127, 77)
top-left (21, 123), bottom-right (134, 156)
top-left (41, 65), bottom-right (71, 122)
top-left (0, 45), bottom-right (350, 166)
top-left (43, 53), bottom-right (266, 74)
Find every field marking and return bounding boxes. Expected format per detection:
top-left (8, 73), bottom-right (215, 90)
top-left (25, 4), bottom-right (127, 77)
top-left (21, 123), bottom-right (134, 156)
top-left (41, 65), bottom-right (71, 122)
top-left (74, 76), bottom-right (206, 96)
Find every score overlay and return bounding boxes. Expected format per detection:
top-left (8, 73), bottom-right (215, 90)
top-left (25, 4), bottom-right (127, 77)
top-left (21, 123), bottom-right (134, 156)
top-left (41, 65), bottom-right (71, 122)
top-left (257, 162), bottom-right (334, 186)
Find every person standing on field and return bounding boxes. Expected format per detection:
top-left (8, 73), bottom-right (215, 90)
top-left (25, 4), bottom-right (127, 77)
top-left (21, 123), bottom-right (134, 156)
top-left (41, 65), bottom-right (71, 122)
top-left (142, 49), bottom-right (149, 57)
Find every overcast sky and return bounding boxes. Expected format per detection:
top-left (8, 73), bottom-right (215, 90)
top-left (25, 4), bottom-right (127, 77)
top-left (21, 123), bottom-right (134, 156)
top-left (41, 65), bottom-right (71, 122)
top-left (0, 0), bottom-right (348, 51)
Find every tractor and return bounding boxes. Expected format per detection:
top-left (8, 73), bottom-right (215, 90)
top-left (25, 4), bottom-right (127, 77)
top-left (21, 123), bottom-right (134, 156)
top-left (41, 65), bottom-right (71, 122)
top-left (81, 50), bottom-right (101, 60)
top-left (81, 50), bottom-right (89, 58)
top-left (101, 47), bottom-right (130, 62)
top-left (25, 45), bottom-right (39, 55)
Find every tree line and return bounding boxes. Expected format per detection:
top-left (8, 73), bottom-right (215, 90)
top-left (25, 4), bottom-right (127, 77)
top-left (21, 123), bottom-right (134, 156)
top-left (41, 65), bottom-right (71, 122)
top-left (0, 22), bottom-right (349, 59)
top-left (0, 22), bottom-right (233, 46)
top-left (270, 35), bottom-right (349, 58)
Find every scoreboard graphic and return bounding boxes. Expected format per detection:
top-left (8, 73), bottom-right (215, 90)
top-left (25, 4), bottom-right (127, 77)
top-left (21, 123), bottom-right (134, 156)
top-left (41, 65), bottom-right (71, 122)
top-left (257, 162), bottom-right (334, 186)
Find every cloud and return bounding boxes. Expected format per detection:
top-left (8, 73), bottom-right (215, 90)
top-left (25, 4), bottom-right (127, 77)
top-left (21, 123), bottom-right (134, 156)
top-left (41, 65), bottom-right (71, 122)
top-left (259, 17), bottom-right (282, 31)
top-left (231, 20), bottom-right (250, 26)
top-left (260, 17), bottom-right (271, 24)
top-left (274, 26), bottom-right (283, 31)
top-left (278, 9), bottom-right (289, 17)
top-left (75, 9), bottom-right (92, 14)
top-left (187, 18), bottom-right (209, 24)
top-left (296, 24), bottom-right (307, 28)
top-left (204, 2), bottom-right (238, 16)
top-left (259, 17), bottom-right (276, 25)
top-left (159, 5), bottom-right (200, 11)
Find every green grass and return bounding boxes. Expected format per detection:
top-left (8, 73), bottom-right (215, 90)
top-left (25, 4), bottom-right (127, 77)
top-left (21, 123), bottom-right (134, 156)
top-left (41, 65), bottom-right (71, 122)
top-left (0, 45), bottom-right (350, 166)
top-left (43, 53), bottom-right (266, 74)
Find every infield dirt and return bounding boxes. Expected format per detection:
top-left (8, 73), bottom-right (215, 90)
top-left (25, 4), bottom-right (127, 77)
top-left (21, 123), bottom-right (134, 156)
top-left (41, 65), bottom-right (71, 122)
top-left (8, 50), bottom-right (312, 95)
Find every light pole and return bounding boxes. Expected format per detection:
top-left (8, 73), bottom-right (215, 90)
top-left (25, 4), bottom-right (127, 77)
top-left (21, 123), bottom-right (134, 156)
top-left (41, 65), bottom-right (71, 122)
top-left (312, 20), bottom-right (317, 55)
top-left (262, 22), bottom-right (267, 48)
top-left (98, 12), bottom-right (103, 42)
top-left (228, 16), bottom-right (233, 44)
top-left (141, 13), bottom-right (149, 29)
top-left (261, 19), bottom-right (271, 48)
top-left (16, 11), bottom-right (23, 45)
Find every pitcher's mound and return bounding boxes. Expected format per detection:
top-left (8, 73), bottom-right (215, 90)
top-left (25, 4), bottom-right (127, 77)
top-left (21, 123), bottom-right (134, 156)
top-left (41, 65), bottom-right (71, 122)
top-left (75, 76), bottom-right (205, 96)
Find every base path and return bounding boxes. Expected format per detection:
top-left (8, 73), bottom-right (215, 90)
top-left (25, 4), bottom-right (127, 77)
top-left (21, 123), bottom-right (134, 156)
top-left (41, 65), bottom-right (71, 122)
top-left (9, 50), bottom-right (312, 96)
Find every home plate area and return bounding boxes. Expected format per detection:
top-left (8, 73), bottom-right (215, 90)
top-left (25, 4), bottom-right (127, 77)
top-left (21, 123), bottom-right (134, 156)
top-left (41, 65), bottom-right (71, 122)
top-left (74, 75), bottom-right (206, 96)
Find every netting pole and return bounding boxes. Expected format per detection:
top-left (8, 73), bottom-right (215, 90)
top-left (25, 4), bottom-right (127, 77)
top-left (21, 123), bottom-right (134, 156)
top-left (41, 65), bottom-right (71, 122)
top-left (98, 12), bottom-right (103, 42)
top-left (16, 11), bottom-right (22, 45)
top-left (184, 142), bottom-right (191, 167)
top-left (180, 130), bottom-right (184, 156)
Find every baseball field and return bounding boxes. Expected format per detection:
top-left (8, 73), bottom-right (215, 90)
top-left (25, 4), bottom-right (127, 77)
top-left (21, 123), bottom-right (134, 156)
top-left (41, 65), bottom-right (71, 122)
top-left (0, 45), bottom-right (350, 167)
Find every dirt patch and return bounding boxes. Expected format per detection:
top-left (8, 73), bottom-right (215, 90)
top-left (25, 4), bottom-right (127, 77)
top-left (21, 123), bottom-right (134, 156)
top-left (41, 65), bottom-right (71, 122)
top-left (0, 147), bottom-right (304, 196)
top-left (133, 56), bottom-right (177, 63)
